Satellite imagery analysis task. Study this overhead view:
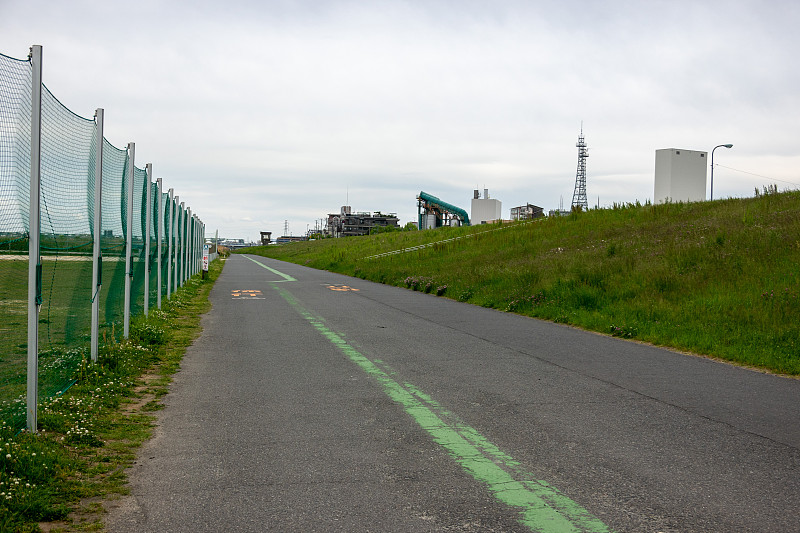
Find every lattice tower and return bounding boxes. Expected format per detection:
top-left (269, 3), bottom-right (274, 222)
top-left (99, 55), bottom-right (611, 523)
top-left (571, 127), bottom-right (589, 210)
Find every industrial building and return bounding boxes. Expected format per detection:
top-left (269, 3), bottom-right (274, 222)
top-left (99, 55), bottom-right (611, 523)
top-left (471, 189), bottom-right (502, 225)
top-left (510, 203), bottom-right (544, 221)
top-left (417, 192), bottom-right (470, 229)
top-left (325, 206), bottom-right (400, 237)
top-left (654, 148), bottom-right (708, 203)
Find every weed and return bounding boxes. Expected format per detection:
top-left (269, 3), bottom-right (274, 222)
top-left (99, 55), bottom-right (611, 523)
top-left (610, 324), bottom-right (639, 339)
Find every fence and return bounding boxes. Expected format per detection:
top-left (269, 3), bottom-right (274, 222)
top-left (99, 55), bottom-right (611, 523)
top-left (0, 46), bottom-right (209, 432)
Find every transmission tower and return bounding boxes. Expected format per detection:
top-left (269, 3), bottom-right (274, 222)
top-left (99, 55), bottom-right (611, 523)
top-left (571, 126), bottom-right (589, 211)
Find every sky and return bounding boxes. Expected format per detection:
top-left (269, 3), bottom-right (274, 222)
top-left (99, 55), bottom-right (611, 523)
top-left (2, 0), bottom-right (799, 241)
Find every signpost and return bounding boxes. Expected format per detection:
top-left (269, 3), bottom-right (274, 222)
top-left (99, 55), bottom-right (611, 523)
top-left (202, 243), bottom-right (209, 279)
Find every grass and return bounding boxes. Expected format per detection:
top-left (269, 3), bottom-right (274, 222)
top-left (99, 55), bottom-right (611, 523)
top-left (0, 258), bottom-right (222, 532)
top-left (0, 253), bottom-right (169, 427)
top-left (240, 190), bottom-right (800, 376)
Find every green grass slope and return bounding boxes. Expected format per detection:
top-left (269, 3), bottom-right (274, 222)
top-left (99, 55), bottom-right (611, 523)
top-left (240, 191), bottom-right (800, 375)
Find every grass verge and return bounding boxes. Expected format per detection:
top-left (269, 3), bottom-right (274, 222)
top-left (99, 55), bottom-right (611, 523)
top-left (240, 191), bottom-right (800, 376)
top-left (0, 258), bottom-right (223, 532)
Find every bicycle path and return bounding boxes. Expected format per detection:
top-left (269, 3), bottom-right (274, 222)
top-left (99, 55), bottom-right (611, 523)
top-left (106, 254), bottom-right (800, 532)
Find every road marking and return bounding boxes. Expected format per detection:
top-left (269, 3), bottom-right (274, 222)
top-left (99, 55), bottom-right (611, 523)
top-left (272, 283), bottom-right (612, 533)
top-left (326, 284), bottom-right (360, 292)
top-left (231, 289), bottom-right (265, 300)
top-left (242, 255), bottom-right (297, 282)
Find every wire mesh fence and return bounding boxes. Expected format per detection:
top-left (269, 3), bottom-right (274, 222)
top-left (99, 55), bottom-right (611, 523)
top-left (0, 48), bottom-right (208, 431)
top-left (0, 52), bottom-right (33, 428)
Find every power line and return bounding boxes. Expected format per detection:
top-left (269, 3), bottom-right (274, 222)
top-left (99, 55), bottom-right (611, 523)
top-left (714, 164), bottom-right (800, 187)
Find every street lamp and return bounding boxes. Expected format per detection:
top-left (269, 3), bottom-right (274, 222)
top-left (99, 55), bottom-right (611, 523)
top-left (710, 144), bottom-right (733, 201)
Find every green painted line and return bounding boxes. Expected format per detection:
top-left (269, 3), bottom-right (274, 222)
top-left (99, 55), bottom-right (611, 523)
top-left (243, 255), bottom-right (297, 282)
top-left (273, 284), bottom-right (613, 533)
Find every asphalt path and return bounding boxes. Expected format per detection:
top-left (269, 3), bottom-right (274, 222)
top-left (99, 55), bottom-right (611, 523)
top-left (106, 254), bottom-right (800, 532)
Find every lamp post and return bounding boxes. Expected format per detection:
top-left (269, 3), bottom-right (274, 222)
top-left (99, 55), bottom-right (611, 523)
top-left (710, 144), bottom-right (733, 201)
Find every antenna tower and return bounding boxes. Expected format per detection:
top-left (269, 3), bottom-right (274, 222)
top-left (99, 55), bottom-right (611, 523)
top-left (571, 125), bottom-right (589, 211)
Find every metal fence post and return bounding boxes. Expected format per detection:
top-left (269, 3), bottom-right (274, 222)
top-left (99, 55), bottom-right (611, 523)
top-left (185, 207), bottom-right (191, 281)
top-left (173, 196), bottom-right (180, 292)
top-left (166, 188), bottom-right (173, 300)
top-left (195, 218), bottom-right (199, 274)
top-left (27, 45), bottom-right (43, 433)
top-left (180, 202), bottom-right (185, 285)
top-left (189, 214), bottom-right (194, 277)
top-left (189, 215), bottom-right (197, 276)
top-left (185, 208), bottom-right (191, 281)
top-left (144, 164), bottom-right (152, 316)
top-left (190, 211), bottom-right (195, 276)
top-left (91, 108), bottom-right (104, 362)
top-left (123, 142), bottom-right (134, 338)
top-left (157, 178), bottom-right (163, 309)
top-left (181, 203), bottom-right (187, 286)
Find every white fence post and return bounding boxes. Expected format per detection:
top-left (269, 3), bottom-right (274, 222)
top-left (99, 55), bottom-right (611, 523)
top-left (191, 214), bottom-right (197, 275)
top-left (179, 202), bottom-right (186, 287)
top-left (144, 164), bottom-right (152, 316)
top-left (157, 178), bottom-right (163, 309)
top-left (186, 207), bottom-right (191, 281)
top-left (186, 208), bottom-right (192, 281)
top-left (26, 45), bottom-right (43, 433)
top-left (167, 190), bottom-right (174, 298)
top-left (91, 108), bottom-right (104, 362)
top-left (173, 196), bottom-right (179, 293)
top-left (123, 142), bottom-right (134, 338)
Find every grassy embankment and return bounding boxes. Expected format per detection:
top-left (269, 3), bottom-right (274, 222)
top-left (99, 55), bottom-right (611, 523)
top-left (0, 258), bottom-right (223, 532)
top-left (241, 190), bottom-right (800, 376)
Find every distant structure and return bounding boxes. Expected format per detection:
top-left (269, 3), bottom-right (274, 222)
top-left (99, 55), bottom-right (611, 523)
top-left (325, 206), bottom-right (399, 237)
top-left (548, 195), bottom-right (570, 217)
top-left (260, 231), bottom-right (272, 246)
top-left (276, 235), bottom-right (306, 244)
top-left (654, 148), bottom-right (708, 203)
top-left (571, 127), bottom-right (589, 211)
top-left (510, 203), bottom-right (544, 221)
top-left (218, 238), bottom-right (253, 249)
top-left (471, 189), bottom-right (502, 224)
top-left (417, 192), bottom-right (470, 229)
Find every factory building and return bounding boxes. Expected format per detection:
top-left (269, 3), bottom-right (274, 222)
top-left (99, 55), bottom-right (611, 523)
top-left (325, 206), bottom-right (400, 237)
top-left (654, 148), bottom-right (708, 203)
top-left (417, 192), bottom-right (470, 228)
top-left (471, 189), bottom-right (502, 225)
top-left (510, 203), bottom-right (544, 221)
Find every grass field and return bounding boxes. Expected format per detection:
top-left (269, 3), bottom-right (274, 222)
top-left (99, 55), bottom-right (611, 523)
top-left (0, 250), bottom-right (167, 428)
top-left (241, 190), bottom-right (800, 375)
top-left (0, 259), bottom-right (222, 532)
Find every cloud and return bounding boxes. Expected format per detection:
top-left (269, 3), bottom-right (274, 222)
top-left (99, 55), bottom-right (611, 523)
top-left (2, 0), bottom-right (799, 241)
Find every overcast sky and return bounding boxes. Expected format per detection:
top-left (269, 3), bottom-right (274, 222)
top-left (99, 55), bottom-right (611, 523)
top-left (3, 0), bottom-right (799, 241)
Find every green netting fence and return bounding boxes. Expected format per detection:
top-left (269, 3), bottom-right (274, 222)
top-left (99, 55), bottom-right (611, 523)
top-left (0, 47), bottom-right (209, 431)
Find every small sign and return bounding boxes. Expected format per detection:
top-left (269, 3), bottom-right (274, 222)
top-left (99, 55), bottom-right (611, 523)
top-left (202, 244), bottom-right (209, 271)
